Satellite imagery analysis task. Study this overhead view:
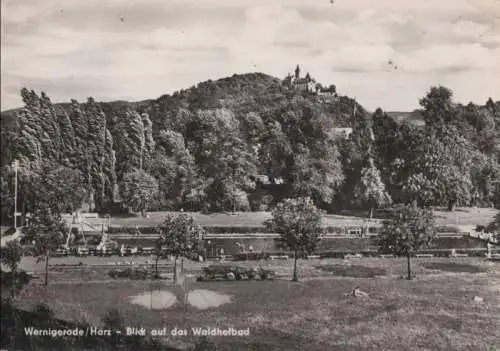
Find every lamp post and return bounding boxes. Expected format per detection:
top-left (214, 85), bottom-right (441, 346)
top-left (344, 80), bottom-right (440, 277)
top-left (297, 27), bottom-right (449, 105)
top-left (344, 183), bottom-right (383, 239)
top-left (12, 160), bottom-right (19, 229)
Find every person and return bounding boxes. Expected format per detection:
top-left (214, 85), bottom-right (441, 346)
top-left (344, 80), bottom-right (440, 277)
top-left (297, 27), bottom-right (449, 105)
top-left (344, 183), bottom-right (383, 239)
top-left (248, 245), bottom-right (254, 253)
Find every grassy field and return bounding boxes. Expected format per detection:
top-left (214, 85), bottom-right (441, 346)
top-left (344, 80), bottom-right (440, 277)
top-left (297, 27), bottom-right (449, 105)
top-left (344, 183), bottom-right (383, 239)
top-left (71, 207), bottom-right (499, 229)
top-left (11, 257), bottom-right (500, 351)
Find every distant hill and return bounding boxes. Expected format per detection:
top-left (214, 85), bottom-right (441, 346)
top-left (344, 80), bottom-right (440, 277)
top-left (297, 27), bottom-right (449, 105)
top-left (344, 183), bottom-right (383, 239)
top-left (1, 72), bottom-right (365, 131)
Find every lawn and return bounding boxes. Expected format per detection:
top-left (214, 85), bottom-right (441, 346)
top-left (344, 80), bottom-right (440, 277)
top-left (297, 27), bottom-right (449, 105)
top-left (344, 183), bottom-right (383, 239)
top-left (69, 207), bottom-right (499, 230)
top-left (11, 257), bottom-right (500, 351)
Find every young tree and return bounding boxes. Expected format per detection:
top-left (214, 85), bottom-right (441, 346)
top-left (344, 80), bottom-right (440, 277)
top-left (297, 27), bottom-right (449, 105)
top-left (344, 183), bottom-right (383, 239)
top-left (157, 214), bottom-right (203, 284)
top-left (119, 169), bottom-right (159, 215)
top-left (265, 197), bottom-right (323, 281)
top-left (25, 208), bottom-right (66, 286)
top-left (1, 241), bottom-right (23, 298)
top-left (379, 203), bottom-right (436, 280)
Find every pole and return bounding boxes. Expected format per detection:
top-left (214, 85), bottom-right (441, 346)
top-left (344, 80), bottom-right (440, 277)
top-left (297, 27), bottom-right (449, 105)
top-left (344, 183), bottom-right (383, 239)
top-left (13, 160), bottom-right (18, 229)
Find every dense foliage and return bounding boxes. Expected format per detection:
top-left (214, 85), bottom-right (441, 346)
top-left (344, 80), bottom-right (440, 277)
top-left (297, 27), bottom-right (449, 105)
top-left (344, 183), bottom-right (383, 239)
top-left (1, 73), bottom-right (499, 221)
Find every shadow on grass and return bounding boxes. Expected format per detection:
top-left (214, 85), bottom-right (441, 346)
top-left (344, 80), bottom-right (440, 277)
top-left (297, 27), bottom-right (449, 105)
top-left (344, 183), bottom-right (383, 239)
top-left (315, 265), bottom-right (386, 278)
top-left (420, 262), bottom-right (487, 273)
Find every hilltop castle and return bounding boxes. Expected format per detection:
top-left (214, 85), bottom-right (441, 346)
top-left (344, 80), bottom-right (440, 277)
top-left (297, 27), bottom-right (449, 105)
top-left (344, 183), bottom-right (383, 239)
top-left (284, 65), bottom-right (337, 99)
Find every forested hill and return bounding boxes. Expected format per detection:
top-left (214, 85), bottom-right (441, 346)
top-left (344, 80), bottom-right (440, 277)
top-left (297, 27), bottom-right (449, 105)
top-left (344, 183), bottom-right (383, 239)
top-left (1, 72), bottom-right (499, 221)
top-left (0, 72), bottom-right (366, 169)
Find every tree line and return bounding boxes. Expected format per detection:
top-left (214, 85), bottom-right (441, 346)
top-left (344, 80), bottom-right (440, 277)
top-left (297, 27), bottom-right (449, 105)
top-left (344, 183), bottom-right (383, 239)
top-left (1, 74), bottom-right (499, 222)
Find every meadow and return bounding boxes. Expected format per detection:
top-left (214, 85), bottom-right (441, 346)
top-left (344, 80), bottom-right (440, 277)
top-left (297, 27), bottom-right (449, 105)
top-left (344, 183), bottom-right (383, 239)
top-left (12, 257), bottom-right (500, 351)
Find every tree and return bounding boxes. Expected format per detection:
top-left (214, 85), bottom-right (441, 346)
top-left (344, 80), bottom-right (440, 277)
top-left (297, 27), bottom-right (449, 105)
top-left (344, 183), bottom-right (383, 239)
top-left (265, 97), bottom-right (344, 204)
top-left (152, 130), bottom-right (198, 209)
top-left (355, 159), bottom-right (392, 218)
top-left (141, 113), bottom-right (155, 172)
top-left (470, 155), bottom-right (500, 207)
top-left (371, 107), bottom-right (401, 184)
top-left (203, 134), bottom-right (257, 212)
top-left (119, 169), bottom-right (159, 214)
top-left (42, 165), bottom-right (87, 213)
top-left (265, 197), bottom-right (323, 281)
top-left (379, 203), bottom-right (436, 280)
top-left (113, 108), bottom-right (145, 179)
top-left (25, 208), bottom-right (66, 286)
top-left (419, 86), bottom-right (457, 126)
top-left (259, 121), bottom-right (292, 184)
top-left (158, 214), bottom-right (203, 284)
top-left (187, 109), bottom-right (257, 211)
top-left (1, 241), bottom-right (23, 298)
top-left (56, 110), bottom-right (76, 166)
top-left (393, 126), bottom-right (477, 210)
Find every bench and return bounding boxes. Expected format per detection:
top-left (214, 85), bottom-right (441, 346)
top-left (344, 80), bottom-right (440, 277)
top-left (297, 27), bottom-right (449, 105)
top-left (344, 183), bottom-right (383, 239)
top-left (415, 254), bottom-right (434, 258)
top-left (269, 255), bottom-right (289, 260)
top-left (380, 254), bottom-right (395, 258)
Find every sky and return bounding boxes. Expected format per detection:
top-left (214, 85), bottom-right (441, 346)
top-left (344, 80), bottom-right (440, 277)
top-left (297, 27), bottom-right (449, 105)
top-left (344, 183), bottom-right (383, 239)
top-left (1, 0), bottom-right (500, 112)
